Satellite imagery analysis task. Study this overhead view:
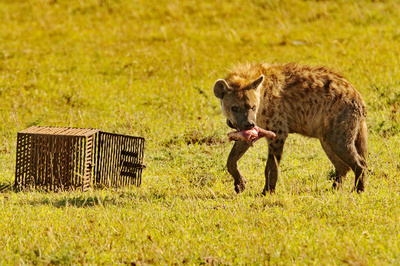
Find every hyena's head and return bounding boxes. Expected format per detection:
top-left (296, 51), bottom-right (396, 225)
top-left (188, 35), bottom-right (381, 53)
top-left (213, 75), bottom-right (264, 131)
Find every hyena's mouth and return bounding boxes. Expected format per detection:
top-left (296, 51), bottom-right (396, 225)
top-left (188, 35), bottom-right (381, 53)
top-left (226, 119), bottom-right (238, 130)
top-left (227, 126), bottom-right (276, 147)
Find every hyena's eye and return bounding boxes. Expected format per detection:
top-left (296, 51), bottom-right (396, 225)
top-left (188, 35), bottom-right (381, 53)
top-left (251, 106), bottom-right (256, 111)
top-left (231, 106), bottom-right (239, 112)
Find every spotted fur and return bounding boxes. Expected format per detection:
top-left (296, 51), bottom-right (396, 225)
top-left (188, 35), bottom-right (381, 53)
top-left (214, 62), bottom-right (368, 194)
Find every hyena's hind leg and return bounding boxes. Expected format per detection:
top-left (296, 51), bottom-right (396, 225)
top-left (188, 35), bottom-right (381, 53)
top-left (325, 118), bottom-right (368, 192)
top-left (320, 140), bottom-right (351, 189)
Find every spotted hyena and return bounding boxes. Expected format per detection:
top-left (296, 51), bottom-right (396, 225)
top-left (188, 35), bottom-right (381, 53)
top-left (213, 63), bottom-right (368, 194)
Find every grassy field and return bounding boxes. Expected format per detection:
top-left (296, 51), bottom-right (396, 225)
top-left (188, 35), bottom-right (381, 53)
top-left (1, 0), bottom-right (400, 264)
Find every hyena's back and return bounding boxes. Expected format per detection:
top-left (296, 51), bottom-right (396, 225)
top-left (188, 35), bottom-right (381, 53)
top-left (280, 63), bottom-right (366, 138)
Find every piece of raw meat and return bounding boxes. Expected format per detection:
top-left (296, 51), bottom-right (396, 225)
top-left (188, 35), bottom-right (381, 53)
top-left (228, 126), bottom-right (276, 146)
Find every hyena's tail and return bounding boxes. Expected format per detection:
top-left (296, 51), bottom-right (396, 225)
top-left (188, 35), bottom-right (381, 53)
top-left (355, 119), bottom-right (368, 163)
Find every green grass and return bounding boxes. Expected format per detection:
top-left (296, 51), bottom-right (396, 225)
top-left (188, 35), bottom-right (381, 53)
top-left (1, 0), bottom-right (400, 264)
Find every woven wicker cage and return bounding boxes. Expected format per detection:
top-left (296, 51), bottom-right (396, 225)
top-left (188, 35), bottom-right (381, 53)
top-left (14, 126), bottom-right (145, 192)
top-left (94, 131), bottom-right (145, 188)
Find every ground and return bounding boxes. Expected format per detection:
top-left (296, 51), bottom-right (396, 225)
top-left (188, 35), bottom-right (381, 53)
top-left (0, 0), bottom-right (400, 264)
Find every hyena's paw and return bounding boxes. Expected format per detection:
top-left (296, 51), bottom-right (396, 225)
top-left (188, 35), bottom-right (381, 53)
top-left (352, 184), bottom-right (365, 193)
top-left (261, 187), bottom-right (275, 196)
top-left (332, 181), bottom-right (343, 190)
top-left (234, 179), bottom-right (246, 193)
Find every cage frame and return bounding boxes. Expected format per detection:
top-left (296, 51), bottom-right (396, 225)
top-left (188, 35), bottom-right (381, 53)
top-left (14, 126), bottom-right (145, 192)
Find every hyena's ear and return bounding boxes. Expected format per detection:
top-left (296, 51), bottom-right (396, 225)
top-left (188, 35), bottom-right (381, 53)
top-left (252, 75), bottom-right (264, 90)
top-left (213, 79), bottom-right (230, 99)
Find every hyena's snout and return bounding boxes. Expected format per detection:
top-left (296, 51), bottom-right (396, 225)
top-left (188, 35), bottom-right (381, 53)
top-left (242, 121), bottom-right (255, 130)
top-left (236, 112), bottom-right (257, 130)
top-left (231, 116), bottom-right (256, 131)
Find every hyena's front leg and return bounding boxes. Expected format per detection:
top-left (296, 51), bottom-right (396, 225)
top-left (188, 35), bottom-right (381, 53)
top-left (263, 136), bottom-right (286, 195)
top-left (227, 140), bottom-right (250, 193)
